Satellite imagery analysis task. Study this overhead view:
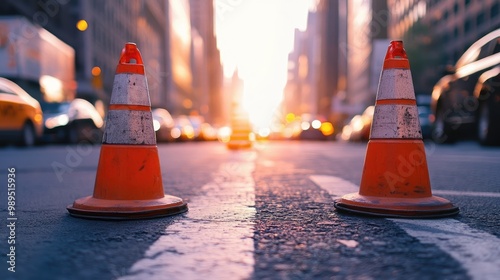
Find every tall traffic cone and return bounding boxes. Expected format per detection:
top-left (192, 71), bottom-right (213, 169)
top-left (227, 102), bottom-right (253, 150)
top-left (67, 43), bottom-right (188, 219)
top-left (334, 41), bottom-right (459, 218)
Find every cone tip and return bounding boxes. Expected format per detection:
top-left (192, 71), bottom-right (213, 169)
top-left (125, 42), bottom-right (137, 47)
top-left (383, 40), bottom-right (410, 69)
top-left (116, 42), bottom-right (144, 74)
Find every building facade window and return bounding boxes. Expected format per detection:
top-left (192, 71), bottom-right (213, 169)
top-left (476, 11), bottom-right (485, 28)
top-left (492, 3), bottom-right (499, 19)
top-left (465, 17), bottom-right (472, 33)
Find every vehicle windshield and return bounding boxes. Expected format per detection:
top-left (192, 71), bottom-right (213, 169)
top-left (3, 77), bottom-right (44, 101)
top-left (41, 102), bottom-right (70, 114)
top-left (0, 85), bottom-right (14, 94)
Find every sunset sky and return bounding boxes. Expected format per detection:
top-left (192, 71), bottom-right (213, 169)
top-left (215, 0), bottom-right (315, 129)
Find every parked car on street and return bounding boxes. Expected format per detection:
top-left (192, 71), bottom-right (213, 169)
top-left (152, 108), bottom-right (175, 142)
top-left (188, 115), bottom-right (204, 140)
top-left (298, 114), bottom-right (334, 141)
top-left (199, 122), bottom-right (218, 141)
top-left (340, 106), bottom-right (374, 142)
top-left (41, 98), bottom-right (104, 144)
top-left (417, 95), bottom-right (432, 139)
top-left (431, 29), bottom-right (500, 145)
top-left (0, 77), bottom-right (44, 146)
top-left (171, 115), bottom-right (195, 141)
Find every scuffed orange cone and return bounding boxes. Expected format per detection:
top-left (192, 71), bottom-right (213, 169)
top-left (227, 104), bottom-right (252, 150)
top-left (334, 41), bottom-right (459, 218)
top-left (67, 43), bottom-right (187, 219)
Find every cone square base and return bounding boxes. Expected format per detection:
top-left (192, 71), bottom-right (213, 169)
top-left (67, 195), bottom-right (188, 220)
top-left (334, 193), bottom-right (459, 218)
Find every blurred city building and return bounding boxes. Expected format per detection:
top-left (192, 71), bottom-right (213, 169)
top-left (189, 0), bottom-right (223, 124)
top-left (81, 0), bottom-right (170, 112)
top-left (229, 69), bottom-right (244, 109)
top-left (168, 0), bottom-right (193, 116)
top-left (0, 0), bottom-right (222, 124)
top-left (283, 7), bottom-right (322, 118)
top-left (284, 0), bottom-right (388, 135)
top-left (217, 68), bottom-right (244, 132)
top-left (285, 0), bottom-right (500, 135)
top-left (387, 0), bottom-right (500, 95)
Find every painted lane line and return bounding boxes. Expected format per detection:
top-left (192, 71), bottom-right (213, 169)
top-left (430, 154), bottom-right (500, 164)
top-left (391, 219), bottom-right (500, 280)
top-left (309, 175), bottom-right (359, 198)
top-left (310, 175), bottom-right (500, 198)
top-left (310, 175), bottom-right (500, 280)
top-left (120, 153), bottom-right (256, 280)
top-left (433, 190), bottom-right (500, 198)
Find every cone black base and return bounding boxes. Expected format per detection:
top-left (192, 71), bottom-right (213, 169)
top-left (67, 202), bottom-right (188, 220)
top-left (334, 201), bottom-right (459, 218)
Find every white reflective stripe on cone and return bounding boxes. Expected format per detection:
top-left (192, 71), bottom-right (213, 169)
top-left (110, 74), bottom-right (151, 106)
top-left (370, 105), bottom-right (422, 139)
top-left (103, 110), bottom-right (156, 145)
top-left (377, 69), bottom-right (416, 100)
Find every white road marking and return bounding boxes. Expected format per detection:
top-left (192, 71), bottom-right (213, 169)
top-left (391, 219), bottom-right (500, 280)
top-left (310, 175), bottom-right (500, 198)
top-left (430, 154), bottom-right (500, 164)
top-left (433, 190), bottom-right (500, 198)
top-left (310, 175), bottom-right (500, 280)
top-left (337, 239), bottom-right (359, 248)
top-left (310, 175), bottom-right (358, 198)
top-left (120, 152), bottom-right (256, 280)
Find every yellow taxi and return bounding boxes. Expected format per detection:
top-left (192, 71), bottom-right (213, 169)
top-left (0, 77), bottom-right (43, 146)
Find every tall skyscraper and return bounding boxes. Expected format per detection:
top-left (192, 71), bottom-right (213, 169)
top-left (284, 0), bottom-right (389, 133)
top-left (0, 0), bottom-right (171, 110)
top-left (1, 0), bottom-right (222, 124)
top-left (190, 0), bottom-right (223, 124)
top-left (387, 0), bottom-right (500, 94)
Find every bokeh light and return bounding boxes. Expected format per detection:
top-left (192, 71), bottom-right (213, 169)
top-left (76, 19), bottom-right (88, 31)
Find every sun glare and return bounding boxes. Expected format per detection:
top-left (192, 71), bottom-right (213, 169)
top-left (215, 0), bottom-right (313, 130)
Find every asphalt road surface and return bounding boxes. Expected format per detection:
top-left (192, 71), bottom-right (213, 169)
top-left (0, 140), bottom-right (499, 280)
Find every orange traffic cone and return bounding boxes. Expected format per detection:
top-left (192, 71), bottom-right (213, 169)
top-left (227, 103), bottom-right (253, 150)
top-left (334, 41), bottom-right (459, 218)
top-left (67, 43), bottom-right (188, 219)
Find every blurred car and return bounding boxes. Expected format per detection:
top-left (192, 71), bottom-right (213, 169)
top-left (416, 95), bottom-right (432, 139)
top-left (152, 108), bottom-right (175, 142)
top-left (216, 125), bottom-right (232, 143)
top-left (171, 115), bottom-right (195, 141)
top-left (340, 106), bottom-right (374, 142)
top-left (0, 77), bottom-right (44, 146)
top-left (417, 105), bottom-right (433, 139)
top-left (431, 29), bottom-right (500, 145)
top-left (41, 98), bottom-right (104, 144)
top-left (187, 115), bottom-right (204, 140)
top-left (199, 122), bottom-right (218, 141)
top-left (298, 114), bottom-right (334, 140)
top-left (183, 114), bottom-right (218, 141)
top-left (278, 119), bottom-right (302, 140)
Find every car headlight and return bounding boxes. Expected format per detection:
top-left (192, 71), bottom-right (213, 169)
top-left (153, 119), bottom-right (161, 132)
top-left (45, 114), bottom-right (69, 129)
